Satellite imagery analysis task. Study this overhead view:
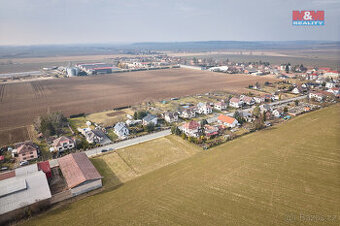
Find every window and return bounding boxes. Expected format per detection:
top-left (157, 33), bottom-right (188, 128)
top-left (30, 155), bottom-right (34, 158)
top-left (23, 157), bottom-right (26, 160)
top-left (30, 152), bottom-right (33, 154)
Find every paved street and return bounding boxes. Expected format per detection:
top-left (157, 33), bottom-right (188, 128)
top-left (85, 129), bottom-right (171, 157)
top-left (267, 95), bottom-right (307, 106)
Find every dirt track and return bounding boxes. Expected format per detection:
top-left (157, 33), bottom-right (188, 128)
top-left (0, 68), bottom-right (276, 145)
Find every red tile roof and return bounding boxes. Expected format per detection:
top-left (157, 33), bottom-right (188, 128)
top-left (218, 114), bottom-right (236, 124)
top-left (58, 152), bottom-right (102, 189)
top-left (183, 121), bottom-right (200, 130)
top-left (229, 97), bottom-right (240, 103)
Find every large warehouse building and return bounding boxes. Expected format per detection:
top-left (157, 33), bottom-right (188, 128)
top-left (0, 164), bottom-right (52, 216)
top-left (76, 63), bottom-right (120, 75)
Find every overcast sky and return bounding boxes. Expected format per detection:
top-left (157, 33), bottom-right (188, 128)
top-left (0, 0), bottom-right (339, 45)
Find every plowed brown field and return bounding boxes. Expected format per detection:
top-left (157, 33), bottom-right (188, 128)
top-left (0, 68), bottom-right (275, 145)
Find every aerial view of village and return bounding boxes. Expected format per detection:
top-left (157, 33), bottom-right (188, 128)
top-left (0, 0), bottom-right (339, 225)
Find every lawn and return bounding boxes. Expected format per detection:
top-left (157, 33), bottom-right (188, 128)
top-left (86, 109), bottom-right (134, 127)
top-left (91, 135), bottom-right (200, 189)
top-left (22, 104), bottom-right (340, 225)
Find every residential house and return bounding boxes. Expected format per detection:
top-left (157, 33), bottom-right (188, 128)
top-left (214, 101), bottom-right (227, 111)
top-left (12, 142), bottom-right (39, 162)
top-left (78, 128), bottom-right (102, 144)
top-left (180, 107), bottom-right (196, 119)
top-left (241, 96), bottom-right (255, 105)
top-left (114, 122), bottom-right (129, 138)
top-left (309, 91), bottom-right (325, 102)
top-left (196, 102), bottom-right (213, 115)
top-left (164, 111), bottom-right (179, 123)
top-left (142, 114), bottom-right (158, 125)
top-left (263, 94), bottom-right (274, 102)
top-left (239, 111), bottom-right (255, 122)
top-left (291, 87), bottom-right (302, 94)
top-left (260, 104), bottom-right (272, 113)
top-left (92, 129), bottom-right (111, 145)
top-left (204, 125), bottom-right (219, 137)
top-left (325, 82), bottom-right (336, 89)
top-left (327, 87), bottom-right (340, 96)
top-left (229, 97), bottom-right (243, 108)
top-left (217, 114), bottom-right (238, 128)
top-left (272, 109), bottom-right (283, 118)
top-left (179, 121), bottom-right (201, 137)
top-left (52, 136), bottom-right (75, 153)
top-left (253, 96), bottom-right (265, 104)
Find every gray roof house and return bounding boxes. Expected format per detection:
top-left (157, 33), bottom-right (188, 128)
top-left (142, 114), bottom-right (158, 125)
top-left (114, 122), bottom-right (129, 138)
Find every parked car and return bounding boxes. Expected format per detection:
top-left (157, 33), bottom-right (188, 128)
top-left (101, 149), bottom-right (108, 153)
top-left (20, 160), bottom-right (29, 166)
top-left (0, 166), bottom-right (9, 171)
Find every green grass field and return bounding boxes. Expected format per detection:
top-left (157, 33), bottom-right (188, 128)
top-left (23, 104), bottom-right (340, 225)
top-left (91, 135), bottom-right (200, 188)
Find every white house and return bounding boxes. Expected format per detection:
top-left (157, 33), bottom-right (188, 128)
top-left (180, 107), bottom-right (196, 119)
top-left (179, 121), bottom-right (201, 137)
top-left (164, 112), bottom-right (179, 123)
top-left (272, 109), bottom-right (283, 118)
top-left (142, 114), bottom-right (158, 125)
top-left (214, 101), bottom-right (227, 111)
top-left (217, 114), bottom-right (238, 128)
top-left (114, 122), bottom-right (129, 138)
top-left (52, 136), bottom-right (76, 153)
top-left (196, 102), bottom-right (213, 115)
top-left (253, 96), bottom-right (265, 104)
top-left (229, 97), bottom-right (243, 108)
top-left (325, 82), bottom-right (336, 89)
top-left (241, 96), bottom-right (255, 105)
top-left (309, 92), bottom-right (325, 102)
top-left (77, 128), bottom-right (103, 144)
top-left (327, 87), bottom-right (340, 96)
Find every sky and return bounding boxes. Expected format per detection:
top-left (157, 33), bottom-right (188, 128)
top-left (0, 0), bottom-right (339, 45)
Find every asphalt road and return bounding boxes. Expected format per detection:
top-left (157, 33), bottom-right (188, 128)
top-left (85, 129), bottom-right (172, 157)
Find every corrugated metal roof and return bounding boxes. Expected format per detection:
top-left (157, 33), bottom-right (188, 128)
top-left (0, 177), bottom-right (26, 198)
top-left (15, 164), bottom-right (38, 176)
top-left (0, 171), bottom-right (51, 215)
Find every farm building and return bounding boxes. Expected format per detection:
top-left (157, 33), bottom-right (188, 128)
top-left (0, 164), bottom-right (52, 215)
top-left (76, 63), bottom-right (120, 75)
top-left (58, 153), bottom-right (102, 196)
